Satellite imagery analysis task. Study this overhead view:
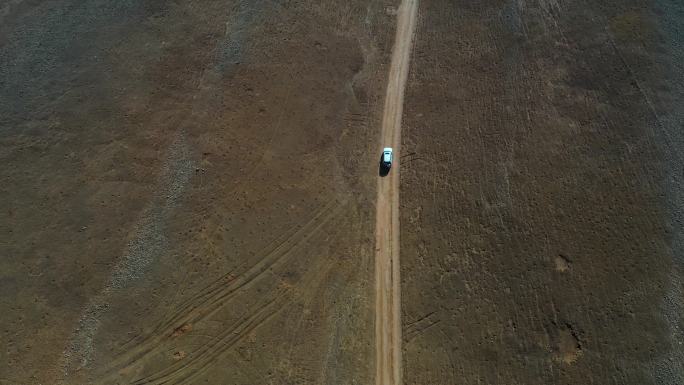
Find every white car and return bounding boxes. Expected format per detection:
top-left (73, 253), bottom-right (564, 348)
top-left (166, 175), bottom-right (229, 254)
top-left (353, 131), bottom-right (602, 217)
top-left (382, 147), bottom-right (393, 169)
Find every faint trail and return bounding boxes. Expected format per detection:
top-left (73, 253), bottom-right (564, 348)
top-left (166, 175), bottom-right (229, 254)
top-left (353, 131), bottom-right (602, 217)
top-left (133, 290), bottom-right (290, 385)
top-left (374, 1), bottom-right (418, 385)
top-left (124, 200), bottom-right (337, 348)
top-left (96, 199), bottom-right (347, 383)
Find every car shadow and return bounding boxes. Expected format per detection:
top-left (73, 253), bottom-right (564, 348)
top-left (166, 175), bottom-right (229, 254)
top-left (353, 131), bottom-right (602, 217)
top-left (379, 154), bottom-right (390, 177)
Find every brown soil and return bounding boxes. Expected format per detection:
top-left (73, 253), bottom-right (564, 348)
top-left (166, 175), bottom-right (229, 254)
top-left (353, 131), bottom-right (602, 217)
top-left (555, 254), bottom-right (571, 273)
top-left (553, 323), bottom-right (583, 365)
top-left (400, 0), bottom-right (683, 384)
top-left (0, 0), bottom-right (395, 384)
top-left (2, 0), bottom-right (683, 384)
top-left (170, 323), bottom-right (192, 338)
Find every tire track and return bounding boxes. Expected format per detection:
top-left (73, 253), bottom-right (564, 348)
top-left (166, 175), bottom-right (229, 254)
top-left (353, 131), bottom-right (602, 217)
top-left (161, 227), bottom-right (349, 385)
top-left (124, 199), bottom-right (336, 349)
top-left (132, 290), bottom-right (290, 385)
top-left (106, 199), bottom-right (340, 367)
top-left (131, 200), bottom-right (348, 384)
top-left (98, 199), bottom-right (346, 382)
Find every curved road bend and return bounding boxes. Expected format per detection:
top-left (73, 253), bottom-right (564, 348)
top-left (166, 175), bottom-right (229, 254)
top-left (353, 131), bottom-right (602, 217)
top-left (375, 1), bottom-right (418, 385)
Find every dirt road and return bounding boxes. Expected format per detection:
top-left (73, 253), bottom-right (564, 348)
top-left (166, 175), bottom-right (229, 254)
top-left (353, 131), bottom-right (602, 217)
top-left (375, 1), bottom-right (418, 384)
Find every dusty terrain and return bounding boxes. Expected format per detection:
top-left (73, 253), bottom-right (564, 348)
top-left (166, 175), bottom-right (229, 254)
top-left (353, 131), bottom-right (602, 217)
top-left (2, 0), bottom-right (684, 384)
top-left (400, 0), bottom-right (684, 384)
top-left (1, 0), bottom-right (396, 384)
